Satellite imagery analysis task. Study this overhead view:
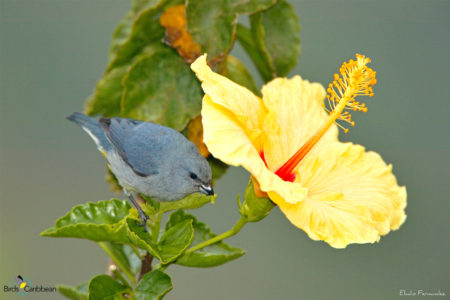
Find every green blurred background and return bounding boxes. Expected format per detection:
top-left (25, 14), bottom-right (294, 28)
top-left (1, 0), bottom-right (449, 299)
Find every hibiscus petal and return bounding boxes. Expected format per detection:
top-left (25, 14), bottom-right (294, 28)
top-left (278, 142), bottom-right (407, 248)
top-left (202, 95), bottom-right (308, 204)
top-left (261, 76), bottom-right (338, 171)
top-left (191, 55), bottom-right (267, 151)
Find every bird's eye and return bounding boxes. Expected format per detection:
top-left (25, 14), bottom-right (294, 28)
top-left (190, 173), bottom-right (198, 180)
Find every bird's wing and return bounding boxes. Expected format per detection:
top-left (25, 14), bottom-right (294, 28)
top-left (100, 118), bottom-right (164, 177)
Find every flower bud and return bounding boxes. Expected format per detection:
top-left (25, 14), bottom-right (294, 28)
top-left (239, 179), bottom-right (274, 222)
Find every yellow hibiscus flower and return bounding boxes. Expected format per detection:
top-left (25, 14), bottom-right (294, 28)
top-left (191, 54), bottom-right (407, 248)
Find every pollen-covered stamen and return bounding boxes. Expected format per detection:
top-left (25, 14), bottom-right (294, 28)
top-left (275, 54), bottom-right (376, 182)
top-left (326, 54), bottom-right (375, 128)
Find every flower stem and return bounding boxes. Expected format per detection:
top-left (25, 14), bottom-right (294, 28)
top-left (153, 216), bottom-right (248, 272)
top-left (98, 242), bottom-right (136, 286)
top-left (185, 216), bottom-right (248, 255)
top-left (138, 252), bottom-right (153, 281)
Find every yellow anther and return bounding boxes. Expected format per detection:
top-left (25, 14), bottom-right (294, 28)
top-left (324, 53), bottom-right (376, 131)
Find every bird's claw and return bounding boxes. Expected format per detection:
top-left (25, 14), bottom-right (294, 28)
top-left (137, 220), bottom-right (149, 232)
top-left (137, 211), bottom-right (150, 232)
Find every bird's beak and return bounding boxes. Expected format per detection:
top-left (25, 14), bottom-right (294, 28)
top-left (199, 184), bottom-right (214, 196)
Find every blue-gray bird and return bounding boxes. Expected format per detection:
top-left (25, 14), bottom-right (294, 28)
top-left (67, 112), bottom-right (213, 230)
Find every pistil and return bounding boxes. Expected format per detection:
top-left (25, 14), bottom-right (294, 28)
top-left (275, 54), bottom-right (376, 182)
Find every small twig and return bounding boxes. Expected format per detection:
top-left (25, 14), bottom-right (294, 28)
top-left (109, 263), bottom-right (131, 288)
top-left (138, 252), bottom-right (153, 281)
top-left (107, 259), bottom-right (116, 276)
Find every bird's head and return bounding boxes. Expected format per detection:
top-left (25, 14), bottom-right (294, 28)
top-left (168, 142), bottom-right (213, 200)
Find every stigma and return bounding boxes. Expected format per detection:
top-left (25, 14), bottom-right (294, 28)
top-left (275, 54), bottom-right (377, 182)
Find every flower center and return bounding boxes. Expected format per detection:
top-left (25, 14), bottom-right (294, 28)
top-left (275, 54), bottom-right (376, 182)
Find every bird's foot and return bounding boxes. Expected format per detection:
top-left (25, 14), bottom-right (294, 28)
top-left (136, 210), bottom-right (150, 232)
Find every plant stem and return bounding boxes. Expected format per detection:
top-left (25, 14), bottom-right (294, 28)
top-left (98, 242), bottom-right (136, 286)
top-left (138, 210), bottom-right (160, 280)
top-left (185, 216), bottom-right (248, 255)
top-left (138, 252), bottom-right (153, 281)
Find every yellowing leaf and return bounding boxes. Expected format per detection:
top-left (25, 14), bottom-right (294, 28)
top-left (187, 115), bottom-right (209, 157)
top-left (160, 5), bottom-right (202, 63)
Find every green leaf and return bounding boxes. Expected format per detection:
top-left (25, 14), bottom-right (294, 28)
top-left (134, 270), bottom-right (172, 300)
top-left (41, 199), bottom-right (132, 244)
top-left (58, 282), bottom-right (88, 300)
top-left (88, 275), bottom-right (130, 300)
top-left (86, 0), bottom-right (182, 118)
top-left (110, 1), bottom-right (165, 62)
top-left (237, 0), bottom-right (300, 82)
top-left (257, 0), bottom-right (300, 76)
top-left (208, 156), bottom-right (229, 184)
top-left (217, 55), bottom-right (259, 95)
top-left (86, 0), bottom-right (175, 118)
top-left (140, 195), bottom-right (161, 211)
top-left (236, 23), bottom-right (274, 82)
top-left (121, 50), bottom-right (203, 130)
top-left (131, 0), bottom-right (160, 14)
top-left (109, 12), bottom-right (134, 61)
top-left (126, 218), bottom-right (194, 264)
top-left (158, 219), bottom-right (194, 262)
top-left (85, 43), bottom-right (168, 117)
top-left (186, 0), bottom-right (237, 62)
top-left (231, 0), bottom-right (276, 14)
top-left (84, 65), bottom-right (128, 117)
top-left (167, 211), bottom-right (245, 267)
top-left (159, 193), bottom-right (215, 213)
top-left (107, 242), bottom-right (142, 275)
top-left (126, 217), bottom-right (160, 259)
top-left (108, 0), bottom-right (183, 71)
top-left (123, 244), bottom-right (143, 274)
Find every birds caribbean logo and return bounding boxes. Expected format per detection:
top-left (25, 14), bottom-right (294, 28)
top-left (14, 275), bottom-right (32, 295)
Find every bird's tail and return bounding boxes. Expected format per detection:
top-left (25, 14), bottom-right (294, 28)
top-left (67, 112), bottom-right (111, 154)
